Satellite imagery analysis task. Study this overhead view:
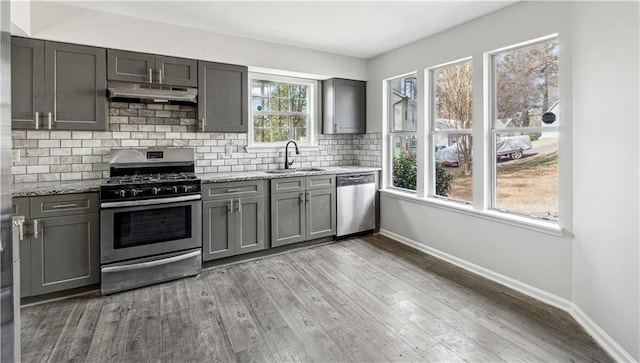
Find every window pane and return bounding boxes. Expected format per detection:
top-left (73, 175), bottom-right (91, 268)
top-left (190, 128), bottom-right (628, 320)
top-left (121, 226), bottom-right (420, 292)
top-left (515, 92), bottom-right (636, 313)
top-left (434, 60), bottom-right (473, 130)
top-left (391, 134), bottom-right (417, 190)
top-left (494, 132), bottom-right (558, 220)
top-left (434, 134), bottom-right (472, 202)
top-left (494, 40), bottom-right (559, 128)
top-left (389, 75), bottom-right (417, 132)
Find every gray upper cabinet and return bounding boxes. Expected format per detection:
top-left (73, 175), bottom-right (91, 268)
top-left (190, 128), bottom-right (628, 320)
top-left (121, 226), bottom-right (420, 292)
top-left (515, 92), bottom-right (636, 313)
top-left (198, 61), bottom-right (248, 132)
top-left (323, 78), bottom-right (366, 134)
top-left (202, 180), bottom-right (266, 261)
top-left (107, 49), bottom-right (197, 87)
top-left (12, 38), bottom-right (107, 130)
top-left (11, 37), bottom-right (44, 129)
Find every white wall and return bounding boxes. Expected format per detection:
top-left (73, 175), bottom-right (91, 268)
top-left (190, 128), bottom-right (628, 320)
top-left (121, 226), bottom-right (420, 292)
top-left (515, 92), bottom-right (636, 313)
top-left (23, 2), bottom-right (367, 80)
top-left (370, 1), bottom-right (574, 298)
top-left (370, 1), bottom-right (639, 361)
top-left (571, 2), bottom-right (639, 360)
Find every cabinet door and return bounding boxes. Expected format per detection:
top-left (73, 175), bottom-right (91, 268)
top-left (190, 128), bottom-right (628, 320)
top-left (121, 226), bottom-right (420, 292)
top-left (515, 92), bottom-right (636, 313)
top-left (306, 188), bottom-right (336, 240)
top-left (236, 196), bottom-right (265, 254)
top-left (323, 78), bottom-right (365, 134)
top-left (45, 42), bottom-right (107, 130)
top-left (198, 61), bottom-right (248, 132)
top-left (202, 199), bottom-right (235, 261)
top-left (107, 49), bottom-right (155, 83)
top-left (156, 55), bottom-right (197, 87)
top-left (30, 213), bottom-right (100, 296)
top-left (271, 192), bottom-right (306, 247)
top-left (11, 37), bottom-right (44, 129)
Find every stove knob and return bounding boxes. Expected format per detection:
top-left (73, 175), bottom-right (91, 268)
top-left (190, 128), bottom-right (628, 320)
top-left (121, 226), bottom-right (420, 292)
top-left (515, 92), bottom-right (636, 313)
top-left (131, 189), bottom-right (139, 197)
top-left (152, 187), bottom-right (159, 195)
top-left (182, 185), bottom-right (189, 193)
top-left (118, 190), bottom-right (126, 198)
top-left (172, 186), bottom-right (178, 193)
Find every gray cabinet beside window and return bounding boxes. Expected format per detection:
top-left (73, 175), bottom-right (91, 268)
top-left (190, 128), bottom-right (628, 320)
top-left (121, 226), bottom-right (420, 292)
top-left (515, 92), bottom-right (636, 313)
top-left (202, 180), bottom-right (267, 261)
top-left (271, 175), bottom-right (336, 247)
top-left (12, 193), bottom-right (100, 297)
top-left (11, 37), bottom-right (107, 130)
top-left (198, 61), bottom-right (248, 132)
top-left (323, 78), bottom-right (366, 134)
top-left (107, 49), bottom-right (197, 87)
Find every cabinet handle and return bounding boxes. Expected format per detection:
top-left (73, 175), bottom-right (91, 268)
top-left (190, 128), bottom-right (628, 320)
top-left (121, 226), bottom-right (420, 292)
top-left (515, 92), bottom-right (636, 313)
top-left (335, 124), bottom-right (338, 132)
top-left (149, 68), bottom-right (153, 83)
top-left (201, 118), bottom-right (205, 132)
top-left (305, 191), bottom-right (310, 203)
top-left (236, 199), bottom-right (241, 213)
top-left (228, 200), bottom-right (233, 214)
top-left (159, 69), bottom-right (163, 84)
top-left (299, 193), bottom-right (304, 203)
top-left (51, 203), bottom-right (78, 209)
top-left (226, 188), bottom-right (243, 193)
top-left (33, 219), bottom-right (39, 239)
top-left (18, 220), bottom-right (24, 241)
top-left (48, 112), bottom-right (52, 130)
top-left (34, 112), bottom-right (39, 130)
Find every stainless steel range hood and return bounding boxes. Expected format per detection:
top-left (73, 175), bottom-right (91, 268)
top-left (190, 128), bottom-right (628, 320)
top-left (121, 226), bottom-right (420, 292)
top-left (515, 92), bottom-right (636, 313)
top-left (108, 81), bottom-right (197, 103)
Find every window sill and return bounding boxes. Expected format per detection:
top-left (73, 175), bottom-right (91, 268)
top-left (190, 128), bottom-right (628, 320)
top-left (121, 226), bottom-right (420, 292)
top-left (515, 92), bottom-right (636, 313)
top-left (380, 188), bottom-right (564, 237)
top-left (245, 145), bottom-right (321, 153)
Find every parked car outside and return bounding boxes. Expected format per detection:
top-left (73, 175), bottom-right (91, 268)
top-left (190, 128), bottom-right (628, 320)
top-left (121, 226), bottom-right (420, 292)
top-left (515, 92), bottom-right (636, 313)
top-left (435, 135), bottom-right (532, 166)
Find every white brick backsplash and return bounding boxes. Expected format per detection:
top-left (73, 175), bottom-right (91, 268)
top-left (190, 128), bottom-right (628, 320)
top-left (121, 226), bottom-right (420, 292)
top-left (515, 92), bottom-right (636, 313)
top-left (11, 104), bottom-right (381, 183)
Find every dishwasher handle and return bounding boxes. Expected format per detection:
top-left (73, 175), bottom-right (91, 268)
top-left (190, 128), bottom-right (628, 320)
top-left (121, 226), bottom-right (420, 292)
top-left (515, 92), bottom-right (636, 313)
top-left (337, 173), bottom-right (375, 187)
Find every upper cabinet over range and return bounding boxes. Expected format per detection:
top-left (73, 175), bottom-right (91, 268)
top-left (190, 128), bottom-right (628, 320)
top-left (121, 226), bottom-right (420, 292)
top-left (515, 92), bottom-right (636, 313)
top-left (107, 49), bottom-right (197, 87)
top-left (322, 78), bottom-right (366, 134)
top-left (11, 37), bottom-right (107, 131)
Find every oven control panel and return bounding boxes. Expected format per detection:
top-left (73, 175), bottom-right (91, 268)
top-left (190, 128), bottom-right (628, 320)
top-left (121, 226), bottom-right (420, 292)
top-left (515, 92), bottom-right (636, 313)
top-left (101, 180), bottom-right (201, 202)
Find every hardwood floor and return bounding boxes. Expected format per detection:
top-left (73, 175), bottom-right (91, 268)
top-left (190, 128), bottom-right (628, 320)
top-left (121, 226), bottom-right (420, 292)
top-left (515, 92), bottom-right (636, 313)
top-left (21, 234), bottom-right (612, 362)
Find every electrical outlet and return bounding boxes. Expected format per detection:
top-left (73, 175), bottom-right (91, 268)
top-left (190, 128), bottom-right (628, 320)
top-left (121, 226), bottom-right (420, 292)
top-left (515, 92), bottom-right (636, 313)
top-left (11, 150), bottom-right (20, 164)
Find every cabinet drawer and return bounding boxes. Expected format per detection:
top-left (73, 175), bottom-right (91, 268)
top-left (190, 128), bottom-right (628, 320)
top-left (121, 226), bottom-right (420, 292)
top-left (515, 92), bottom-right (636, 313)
top-left (12, 197), bottom-right (30, 216)
top-left (30, 193), bottom-right (99, 218)
top-left (306, 175), bottom-right (335, 190)
top-left (203, 180), bottom-right (264, 200)
top-left (271, 177), bottom-right (305, 194)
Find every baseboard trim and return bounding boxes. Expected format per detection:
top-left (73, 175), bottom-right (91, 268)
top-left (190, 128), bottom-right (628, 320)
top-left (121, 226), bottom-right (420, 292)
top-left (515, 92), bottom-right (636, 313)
top-left (379, 228), bottom-right (636, 363)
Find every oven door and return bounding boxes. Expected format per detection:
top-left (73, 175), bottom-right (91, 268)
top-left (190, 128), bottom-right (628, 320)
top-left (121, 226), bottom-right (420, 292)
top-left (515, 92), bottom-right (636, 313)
top-left (100, 195), bottom-right (202, 264)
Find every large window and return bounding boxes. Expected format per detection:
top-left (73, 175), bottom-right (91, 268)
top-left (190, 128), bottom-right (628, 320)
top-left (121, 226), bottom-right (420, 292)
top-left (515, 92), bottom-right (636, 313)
top-left (388, 74), bottom-right (418, 190)
top-left (249, 74), bottom-right (317, 146)
top-left (430, 59), bottom-right (473, 203)
top-left (491, 37), bottom-right (559, 220)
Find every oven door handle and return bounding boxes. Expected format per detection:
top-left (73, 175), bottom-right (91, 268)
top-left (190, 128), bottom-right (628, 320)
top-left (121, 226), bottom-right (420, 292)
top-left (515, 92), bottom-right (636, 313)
top-left (101, 250), bottom-right (201, 273)
top-left (101, 194), bottom-right (201, 209)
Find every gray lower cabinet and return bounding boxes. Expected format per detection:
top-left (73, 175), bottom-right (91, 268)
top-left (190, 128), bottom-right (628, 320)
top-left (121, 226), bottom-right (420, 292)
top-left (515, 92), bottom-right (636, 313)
top-left (322, 78), bottom-right (366, 134)
top-left (11, 37), bottom-right (107, 130)
top-left (202, 181), bottom-right (266, 261)
top-left (107, 49), bottom-right (197, 87)
top-left (198, 61), bottom-right (248, 132)
top-left (12, 193), bottom-right (100, 297)
top-left (271, 175), bottom-right (336, 247)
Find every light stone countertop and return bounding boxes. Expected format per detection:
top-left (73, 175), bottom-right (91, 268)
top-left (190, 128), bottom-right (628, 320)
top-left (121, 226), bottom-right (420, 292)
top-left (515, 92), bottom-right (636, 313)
top-left (11, 166), bottom-right (380, 197)
top-left (198, 166), bottom-right (381, 183)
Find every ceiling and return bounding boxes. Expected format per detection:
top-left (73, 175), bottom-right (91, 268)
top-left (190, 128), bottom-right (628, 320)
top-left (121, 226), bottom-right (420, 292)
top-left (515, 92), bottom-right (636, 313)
top-left (52, 1), bottom-right (518, 59)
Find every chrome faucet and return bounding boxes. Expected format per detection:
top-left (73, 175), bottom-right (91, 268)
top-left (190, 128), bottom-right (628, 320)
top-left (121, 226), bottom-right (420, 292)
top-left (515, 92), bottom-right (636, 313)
top-left (284, 140), bottom-right (300, 169)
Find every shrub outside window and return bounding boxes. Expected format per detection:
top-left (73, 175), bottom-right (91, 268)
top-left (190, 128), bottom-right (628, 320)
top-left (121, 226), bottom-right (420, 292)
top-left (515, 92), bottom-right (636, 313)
top-left (388, 74), bottom-right (418, 191)
top-left (250, 74), bottom-right (317, 146)
top-left (430, 59), bottom-right (473, 202)
top-left (491, 37), bottom-right (559, 220)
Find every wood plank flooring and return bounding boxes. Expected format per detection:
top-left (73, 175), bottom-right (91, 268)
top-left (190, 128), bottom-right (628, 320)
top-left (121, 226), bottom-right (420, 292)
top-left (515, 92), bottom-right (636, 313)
top-left (20, 234), bottom-right (613, 362)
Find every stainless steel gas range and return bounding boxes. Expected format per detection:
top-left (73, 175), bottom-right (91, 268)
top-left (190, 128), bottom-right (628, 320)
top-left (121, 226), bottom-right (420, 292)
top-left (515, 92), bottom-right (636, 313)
top-left (99, 148), bottom-right (202, 295)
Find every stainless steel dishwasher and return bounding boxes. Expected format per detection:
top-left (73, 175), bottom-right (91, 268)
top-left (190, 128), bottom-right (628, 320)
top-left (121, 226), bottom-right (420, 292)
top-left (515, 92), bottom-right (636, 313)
top-left (336, 173), bottom-right (376, 237)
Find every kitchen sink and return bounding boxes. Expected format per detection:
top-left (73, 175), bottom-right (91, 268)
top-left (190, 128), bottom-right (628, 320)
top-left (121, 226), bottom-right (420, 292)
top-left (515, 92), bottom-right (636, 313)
top-left (265, 168), bottom-right (326, 174)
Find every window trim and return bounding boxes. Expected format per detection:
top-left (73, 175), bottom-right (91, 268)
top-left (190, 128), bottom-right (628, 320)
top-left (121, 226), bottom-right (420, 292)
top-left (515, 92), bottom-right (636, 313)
top-left (247, 72), bottom-right (320, 150)
top-left (386, 72), bottom-right (418, 193)
top-left (427, 58), bottom-right (474, 203)
top-left (488, 35), bottom-right (560, 222)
